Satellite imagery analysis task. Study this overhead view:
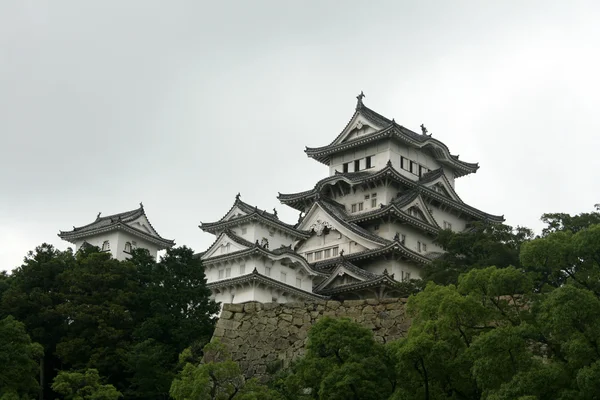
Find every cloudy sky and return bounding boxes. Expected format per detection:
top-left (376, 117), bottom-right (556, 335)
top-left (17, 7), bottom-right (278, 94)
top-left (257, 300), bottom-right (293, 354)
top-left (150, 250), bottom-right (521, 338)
top-left (1, 1), bottom-right (598, 271)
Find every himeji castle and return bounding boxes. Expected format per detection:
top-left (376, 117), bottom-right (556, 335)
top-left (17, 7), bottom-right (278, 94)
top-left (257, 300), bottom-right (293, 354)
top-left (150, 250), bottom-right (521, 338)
top-left (199, 93), bottom-right (504, 304)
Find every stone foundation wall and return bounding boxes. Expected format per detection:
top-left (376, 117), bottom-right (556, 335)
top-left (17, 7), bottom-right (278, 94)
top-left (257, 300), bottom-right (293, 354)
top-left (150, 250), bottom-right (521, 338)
top-left (211, 298), bottom-right (410, 379)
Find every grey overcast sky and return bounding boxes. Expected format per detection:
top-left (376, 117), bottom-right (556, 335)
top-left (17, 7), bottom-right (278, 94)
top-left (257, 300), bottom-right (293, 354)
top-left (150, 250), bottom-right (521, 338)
top-left (1, 1), bottom-right (599, 272)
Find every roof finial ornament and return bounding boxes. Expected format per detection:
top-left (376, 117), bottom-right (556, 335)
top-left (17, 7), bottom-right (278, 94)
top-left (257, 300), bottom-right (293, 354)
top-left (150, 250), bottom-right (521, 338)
top-left (420, 124), bottom-right (428, 136)
top-left (356, 91), bottom-right (365, 109)
top-left (96, 212), bottom-right (101, 219)
top-left (340, 249), bottom-right (345, 258)
top-left (235, 192), bottom-right (241, 200)
top-left (298, 211), bottom-right (303, 223)
top-left (273, 208), bottom-right (278, 218)
top-left (139, 202), bottom-right (144, 209)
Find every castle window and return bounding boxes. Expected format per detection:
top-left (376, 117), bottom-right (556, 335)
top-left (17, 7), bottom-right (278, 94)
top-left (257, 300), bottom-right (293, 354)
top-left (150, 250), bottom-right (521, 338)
top-left (371, 193), bottom-right (377, 208)
top-left (443, 221), bottom-right (452, 230)
top-left (296, 277), bottom-right (302, 288)
top-left (280, 272), bottom-right (287, 282)
top-left (354, 159), bottom-right (360, 171)
top-left (225, 268), bottom-right (231, 278)
top-left (410, 161), bottom-right (419, 175)
top-left (241, 227), bottom-right (247, 234)
top-left (324, 248), bottom-right (331, 258)
top-left (101, 240), bottom-right (110, 251)
top-left (218, 269), bottom-right (224, 279)
top-left (418, 241), bottom-right (427, 252)
top-left (306, 252), bottom-right (314, 262)
top-left (366, 156), bottom-right (372, 169)
top-left (423, 243), bottom-right (427, 252)
top-left (374, 224), bottom-right (380, 231)
top-left (239, 264), bottom-right (246, 274)
top-left (401, 156), bottom-right (410, 171)
top-left (269, 231), bottom-right (275, 237)
top-left (365, 194), bottom-right (370, 200)
top-left (351, 204), bottom-right (357, 213)
top-left (124, 242), bottom-right (132, 253)
top-left (358, 202), bottom-right (364, 211)
top-left (343, 163), bottom-right (349, 173)
top-left (265, 267), bottom-right (271, 276)
top-left (314, 251), bottom-right (322, 260)
top-left (332, 247), bottom-right (339, 256)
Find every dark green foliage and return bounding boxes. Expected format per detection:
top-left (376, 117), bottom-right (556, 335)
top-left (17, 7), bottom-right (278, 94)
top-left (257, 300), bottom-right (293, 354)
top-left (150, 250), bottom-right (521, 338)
top-left (0, 244), bottom-right (217, 400)
top-left (0, 316), bottom-right (43, 399)
top-left (423, 222), bottom-right (533, 285)
top-left (51, 369), bottom-right (121, 400)
top-left (540, 204), bottom-right (600, 236)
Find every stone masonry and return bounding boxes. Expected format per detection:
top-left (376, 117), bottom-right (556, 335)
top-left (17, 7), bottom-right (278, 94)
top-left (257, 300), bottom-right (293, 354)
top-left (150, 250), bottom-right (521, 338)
top-left (211, 298), bottom-right (410, 379)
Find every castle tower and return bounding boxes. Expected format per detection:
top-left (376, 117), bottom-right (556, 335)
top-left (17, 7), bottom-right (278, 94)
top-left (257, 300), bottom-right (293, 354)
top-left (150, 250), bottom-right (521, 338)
top-left (58, 204), bottom-right (174, 260)
top-left (201, 94), bottom-right (503, 303)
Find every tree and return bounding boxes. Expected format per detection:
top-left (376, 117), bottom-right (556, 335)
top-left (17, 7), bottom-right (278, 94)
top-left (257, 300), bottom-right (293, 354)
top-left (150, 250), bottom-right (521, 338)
top-left (51, 369), bottom-right (121, 400)
top-left (540, 204), bottom-right (600, 236)
top-left (423, 222), bottom-right (533, 285)
top-left (278, 317), bottom-right (397, 400)
top-left (0, 316), bottom-right (43, 399)
top-left (170, 341), bottom-right (281, 400)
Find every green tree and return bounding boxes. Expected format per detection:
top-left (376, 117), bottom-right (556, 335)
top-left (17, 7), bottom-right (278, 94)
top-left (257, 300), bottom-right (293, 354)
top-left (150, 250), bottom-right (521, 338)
top-left (540, 204), bottom-right (600, 236)
top-left (423, 222), bottom-right (533, 285)
top-left (0, 316), bottom-right (43, 400)
top-left (170, 341), bottom-right (281, 400)
top-left (51, 369), bottom-right (121, 400)
top-left (278, 317), bottom-right (396, 400)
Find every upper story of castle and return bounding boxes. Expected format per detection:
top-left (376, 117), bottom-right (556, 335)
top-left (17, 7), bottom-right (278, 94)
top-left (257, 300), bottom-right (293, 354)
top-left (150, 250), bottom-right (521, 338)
top-left (304, 92), bottom-right (479, 188)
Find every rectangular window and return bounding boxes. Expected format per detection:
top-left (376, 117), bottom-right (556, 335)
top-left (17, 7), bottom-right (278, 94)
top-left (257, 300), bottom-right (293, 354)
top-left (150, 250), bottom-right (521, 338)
top-left (371, 199), bottom-right (377, 208)
top-left (358, 202), bottom-right (364, 211)
top-left (343, 163), bottom-right (349, 173)
top-left (374, 224), bottom-right (380, 231)
top-left (444, 221), bottom-right (452, 230)
top-left (241, 227), bottom-right (247, 234)
top-left (351, 204), bottom-right (357, 213)
top-left (406, 272), bottom-right (411, 281)
top-left (307, 252), bottom-right (313, 262)
top-left (417, 241), bottom-right (422, 252)
top-left (366, 156), bottom-right (372, 169)
top-left (401, 234), bottom-right (406, 244)
top-left (218, 269), bottom-right (224, 279)
top-left (365, 194), bottom-right (370, 200)
top-left (354, 159), bottom-right (360, 172)
top-left (265, 267), bottom-right (271, 276)
top-left (314, 251), bottom-right (322, 260)
top-left (324, 248), bottom-right (331, 258)
top-left (332, 247), bottom-right (339, 257)
top-left (280, 272), bottom-right (286, 282)
top-left (423, 243), bottom-right (427, 252)
top-left (239, 264), bottom-right (246, 274)
top-left (410, 161), bottom-right (419, 175)
top-left (296, 277), bottom-right (302, 288)
top-left (225, 268), bottom-right (231, 278)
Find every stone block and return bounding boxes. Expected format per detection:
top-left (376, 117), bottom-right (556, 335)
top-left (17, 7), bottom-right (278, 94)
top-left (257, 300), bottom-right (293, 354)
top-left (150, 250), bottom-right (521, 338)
top-left (343, 299), bottom-right (366, 307)
top-left (225, 303), bottom-right (244, 313)
top-left (280, 313), bottom-right (293, 322)
top-left (326, 300), bottom-right (341, 309)
top-left (218, 319), bottom-right (241, 330)
top-left (220, 310), bottom-right (234, 320)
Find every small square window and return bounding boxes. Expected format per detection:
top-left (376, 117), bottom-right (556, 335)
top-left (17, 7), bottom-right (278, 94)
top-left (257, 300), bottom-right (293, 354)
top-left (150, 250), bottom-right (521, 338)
top-left (218, 269), bottom-right (224, 279)
top-left (332, 247), bottom-right (339, 256)
top-left (225, 268), bottom-right (231, 278)
top-left (307, 253), bottom-right (313, 262)
top-left (324, 249), bottom-right (331, 258)
top-left (296, 277), bottom-right (302, 288)
top-left (280, 272), bottom-right (287, 282)
top-left (240, 265), bottom-right (246, 274)
top-left (265, 267), bottom-right (271, 276)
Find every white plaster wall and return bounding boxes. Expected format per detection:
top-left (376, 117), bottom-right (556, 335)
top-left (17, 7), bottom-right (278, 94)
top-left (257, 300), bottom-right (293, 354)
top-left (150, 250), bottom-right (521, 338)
top-left (377, 222), bottom-right (442, 254)
top-left (74, 231), bottom-right (159, 261)
top-left (328, 142), bottom-right (391, 175)
top-left (332, 186), bottom-right (399, 214)
top-left (298, 231), bottom-right (368, 259)
top-left (365, 259), bottom-right (423, 280)
top-left (429, 207), bottom-right (467, 232)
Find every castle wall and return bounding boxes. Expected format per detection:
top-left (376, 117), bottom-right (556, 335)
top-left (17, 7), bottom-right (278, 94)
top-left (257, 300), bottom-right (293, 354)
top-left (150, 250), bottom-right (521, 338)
top-left (211, 298), bottom-right (410, 379)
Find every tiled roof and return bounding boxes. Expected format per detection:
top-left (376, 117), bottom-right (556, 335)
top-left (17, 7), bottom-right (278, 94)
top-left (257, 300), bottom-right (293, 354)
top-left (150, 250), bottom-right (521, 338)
top-left (200, 195), bottom-right (309, 238)
top-left (314, 260), bottom-right (379, 292)
top-left (316, 273), bottom-right (399, 296)
top-left (58, 205), bottom-right (174, 248)
top-left (278, 164), bottom-right (504, 223)
top-left (207, 268), bottom-right (328, 301)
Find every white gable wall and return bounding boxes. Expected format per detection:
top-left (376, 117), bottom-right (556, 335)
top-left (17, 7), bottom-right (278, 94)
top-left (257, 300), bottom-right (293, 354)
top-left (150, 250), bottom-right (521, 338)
top-left (74, 231), bottom-right (160, 261)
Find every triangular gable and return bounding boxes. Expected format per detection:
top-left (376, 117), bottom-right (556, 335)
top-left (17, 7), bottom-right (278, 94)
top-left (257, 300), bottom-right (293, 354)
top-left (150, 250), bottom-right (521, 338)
top-left (201, 232), bottom-right (251, 260)
top-left (315, 263), bottom-right (372, 291)
top-left (296, 203), bottom-right (385, 250)
top-left (221, 205), bottom-right (250, 222)
top-left (127, 214), bottom-right (160, 237)
top-left (331, 111), bottom-right (387, 146)
top-left (398, 195), bottom-right (440, 228)
top-left (423, 176), bottom-right (462, 203)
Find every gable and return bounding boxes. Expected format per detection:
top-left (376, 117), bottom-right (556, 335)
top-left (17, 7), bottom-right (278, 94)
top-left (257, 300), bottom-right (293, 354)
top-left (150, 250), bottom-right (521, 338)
top-left (127, 215), bottom-right (158, 237)
top-left (398, 195), bottom-right (440, 227)
top-left (201, 233), bottom-right (250, 260)
top-left (296, 203), bottom-right (384, 250)
top-left (332, 112), bottom-right (386, 146)
top-left (222, 206), bottom-right (250, 221)
top-left (315, 263), bottom-right (373, 291)
top-left (424, 177), bottom-right (462, 202)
